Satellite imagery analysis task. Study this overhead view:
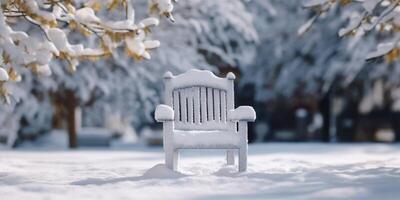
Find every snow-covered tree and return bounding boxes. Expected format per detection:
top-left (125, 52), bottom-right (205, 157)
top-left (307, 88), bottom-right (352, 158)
top-left (241, 0), bottom-right (400, 142)
top-left (302, 0), bottom-right (400, 62)
top-left (0, 0), bottom-right (175, 104)
top-left (301, 0), bottom-right (400, 114)
top-left (243, 1), bottom-right (355, 99)
top-left (0, 0), bottom-right (176, 147)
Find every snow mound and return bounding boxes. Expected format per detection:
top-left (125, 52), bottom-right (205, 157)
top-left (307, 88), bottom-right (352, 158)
top-left (3, 144), bottom-right (400, 199)
top-left (155, 105), bottom-right (174, 121)
top-left (142, 164), bottom-right (186, 179)
top-left (212, 165), bottom-right (240, 177)
top-left (71, 164), bottom-right (185, 186)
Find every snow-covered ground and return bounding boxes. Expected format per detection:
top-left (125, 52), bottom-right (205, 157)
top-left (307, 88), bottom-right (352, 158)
top-left (1, 143), bottom-right (400, 200)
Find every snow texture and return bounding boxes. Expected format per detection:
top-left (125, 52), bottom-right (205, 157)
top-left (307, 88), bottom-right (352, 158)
top-left (363, 0), bottom-right (380, 13)
top-left (155, 104), bottom-right (174, 121)
top-left (228, 106), bottom-right (256, 122)
top-left (1, 143), bottom-right (400, 200)
top-left (168, 69), bottom-right (234, 90)
top-left (173, 130), bottom-right (240, 148)
top-left (366, 42), bottom-right (395, 60)
top-left (302, 0), bottom-right (330, 8)
top-left (0, 67), bottom-right (9, 81)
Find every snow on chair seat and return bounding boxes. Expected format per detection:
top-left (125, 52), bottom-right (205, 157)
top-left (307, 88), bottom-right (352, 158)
top-left (173, 130), bottom-right (241, 148)
top-left (155, 69), bottom-right (256, 172)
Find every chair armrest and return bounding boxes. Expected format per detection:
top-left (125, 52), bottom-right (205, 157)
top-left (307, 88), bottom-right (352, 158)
top-left (228, 106), bottom-right (256, 122)
top-left (155, 105), bottom-right (174, 122)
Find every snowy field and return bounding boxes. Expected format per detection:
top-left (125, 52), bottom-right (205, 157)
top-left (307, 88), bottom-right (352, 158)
top-left (1, 143), bottom-right (400, 200)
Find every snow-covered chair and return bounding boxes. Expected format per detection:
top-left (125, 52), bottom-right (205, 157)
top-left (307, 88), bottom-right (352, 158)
top-left (155, 69), bottom-right (256, 172)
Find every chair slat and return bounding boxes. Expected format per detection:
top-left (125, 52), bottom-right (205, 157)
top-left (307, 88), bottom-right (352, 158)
top-left (180, 88), bottom-right (188, 122)
top-left (221, 90), bottom-right (226, 122)
top-left (188, 88), bottom-right (194, 123)
top-left (207, 88), bottom-right (214, 121)
top-left (200, 87), bottom-right (207, 123)
top-left (214, 89), bottom-right (221, 122)
top-left (173, 90), bottom-right (180, 121)
top-left (193, 87), bottom-right (201, 124)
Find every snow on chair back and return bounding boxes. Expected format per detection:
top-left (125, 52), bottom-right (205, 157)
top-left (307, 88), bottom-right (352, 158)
top-left (164, 70), bottom-right (235, 131)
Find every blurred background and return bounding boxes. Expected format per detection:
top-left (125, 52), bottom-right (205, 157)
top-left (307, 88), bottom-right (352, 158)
top-left (1, 0), bottom-right (400, 149)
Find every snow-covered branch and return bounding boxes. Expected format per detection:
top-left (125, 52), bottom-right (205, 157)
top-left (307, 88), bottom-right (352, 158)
top-left (302, 0), bottom-right (400, 62)
top-left (0, 0), bottom-right (175, 103)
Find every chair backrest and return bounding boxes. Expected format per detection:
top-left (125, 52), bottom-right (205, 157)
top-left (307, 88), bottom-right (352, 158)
top-left (163, 69), bottom-right (236, 131)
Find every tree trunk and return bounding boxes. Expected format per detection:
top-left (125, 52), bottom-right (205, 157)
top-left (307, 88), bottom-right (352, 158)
top-left (319, 92), bottom-right (331, 142)
top-left (65, 90), bottom-right (78, 148)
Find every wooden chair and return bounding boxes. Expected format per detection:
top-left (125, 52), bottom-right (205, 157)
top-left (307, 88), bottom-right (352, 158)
top-left (155, 69), bottom-right (256, 172)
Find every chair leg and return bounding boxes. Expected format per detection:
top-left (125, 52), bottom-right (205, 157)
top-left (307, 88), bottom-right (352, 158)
top-left (165, 148), bottom-right (179, 171)
top-left (226, 150), bottom-right (235, 165)
top-left (238, 146), bottom-right (247, 172)
top-left (173, 149), bottom-right (179, 171)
